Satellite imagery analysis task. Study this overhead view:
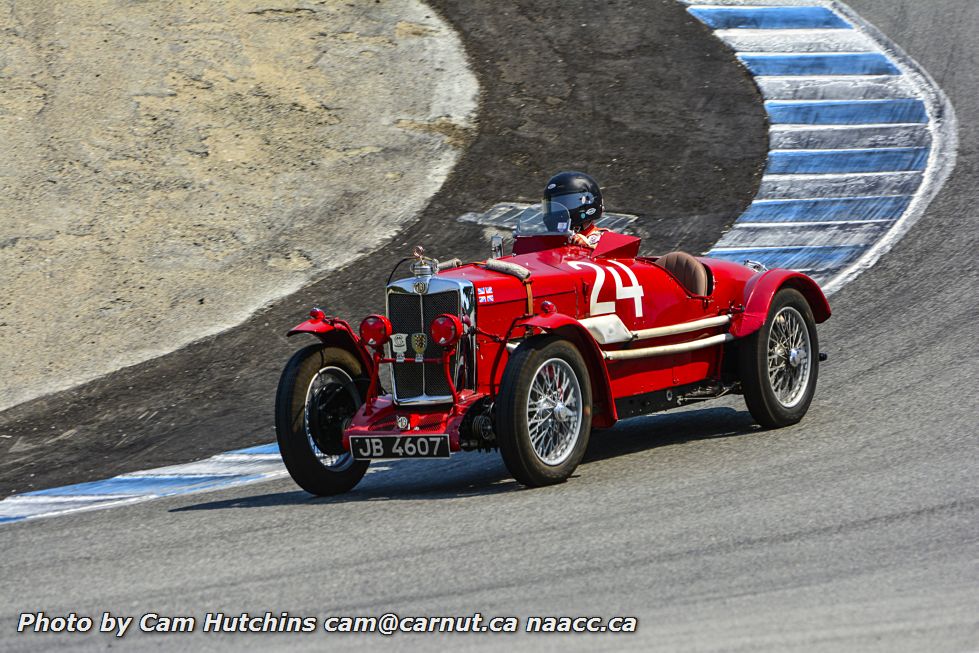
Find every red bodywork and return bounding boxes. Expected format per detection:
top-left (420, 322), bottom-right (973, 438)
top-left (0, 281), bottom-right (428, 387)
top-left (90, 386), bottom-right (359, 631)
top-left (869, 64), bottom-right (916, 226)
top-left (289, 233), bottom-right (830, 453)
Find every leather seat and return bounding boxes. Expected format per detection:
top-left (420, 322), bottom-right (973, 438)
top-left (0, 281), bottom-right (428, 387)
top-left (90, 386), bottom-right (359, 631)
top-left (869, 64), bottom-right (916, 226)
top-left (655, 251), bottom-right (710, 296)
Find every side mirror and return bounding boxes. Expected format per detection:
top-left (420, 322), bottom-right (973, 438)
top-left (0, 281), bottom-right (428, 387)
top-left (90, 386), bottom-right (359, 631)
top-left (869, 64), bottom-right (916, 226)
top-left (490, 234), bottom-right (504, 260)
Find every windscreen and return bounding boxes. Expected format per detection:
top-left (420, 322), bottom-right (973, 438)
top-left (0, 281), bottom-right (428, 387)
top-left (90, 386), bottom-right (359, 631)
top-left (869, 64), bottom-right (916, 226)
top-left (515, 203), bottom-right (571, 236)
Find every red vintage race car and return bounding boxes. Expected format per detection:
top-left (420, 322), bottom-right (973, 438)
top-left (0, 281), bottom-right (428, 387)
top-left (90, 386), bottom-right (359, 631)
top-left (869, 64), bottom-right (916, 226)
top-left (275, 209), bottom-right (830, 496)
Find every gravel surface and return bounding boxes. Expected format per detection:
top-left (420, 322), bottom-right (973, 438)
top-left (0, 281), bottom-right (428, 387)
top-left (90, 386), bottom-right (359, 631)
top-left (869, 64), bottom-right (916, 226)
top-left (0, 0), bottom-right (476, 410)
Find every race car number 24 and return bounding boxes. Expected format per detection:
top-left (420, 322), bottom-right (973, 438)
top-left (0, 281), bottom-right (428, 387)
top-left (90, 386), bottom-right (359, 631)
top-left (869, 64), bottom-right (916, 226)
top-left (567, 261), bottom-right (644, 317)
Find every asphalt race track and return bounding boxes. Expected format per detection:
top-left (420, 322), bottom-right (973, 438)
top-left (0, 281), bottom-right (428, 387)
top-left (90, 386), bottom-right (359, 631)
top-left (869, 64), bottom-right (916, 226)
top-left (1, 1), bottom-right (977, 651)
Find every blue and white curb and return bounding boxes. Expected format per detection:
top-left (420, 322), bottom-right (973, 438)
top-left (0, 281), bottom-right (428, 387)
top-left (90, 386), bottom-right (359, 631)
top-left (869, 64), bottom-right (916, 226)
top-left (0, 443), bottom-right (392, 523)
top-left (0, 444), bottom-right (287, 523)
top-left (0, 1), bottom-right (958, 525)
top-left (685, 0), bottom-right (957, 293)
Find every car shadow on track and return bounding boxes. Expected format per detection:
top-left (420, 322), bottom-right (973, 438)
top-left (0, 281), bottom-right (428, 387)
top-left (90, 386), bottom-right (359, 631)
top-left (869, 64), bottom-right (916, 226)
top-left (584, 406), bottom-right (760, 464)
top-left (171, 406), bottom-right (759, 512)
top-left (171, 455), bottom-right (520, 512)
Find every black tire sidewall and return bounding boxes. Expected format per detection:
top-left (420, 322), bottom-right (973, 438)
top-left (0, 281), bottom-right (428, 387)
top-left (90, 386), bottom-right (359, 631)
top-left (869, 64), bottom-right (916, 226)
top-left (740, 288), bottom-right (820, 428)
top-left (497, 336), bottom-right (593, 486)
top-left (275, 343), bottom-right (370, 495)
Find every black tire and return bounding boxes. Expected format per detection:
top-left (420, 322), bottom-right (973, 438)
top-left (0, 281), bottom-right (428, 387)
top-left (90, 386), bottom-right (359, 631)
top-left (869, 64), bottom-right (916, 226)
top-left (496, 336), bottom-right (592, 487)
top-left (275, 344), bottom-right (370, 495)
top-left (739, 288), bottom-right (820, 428)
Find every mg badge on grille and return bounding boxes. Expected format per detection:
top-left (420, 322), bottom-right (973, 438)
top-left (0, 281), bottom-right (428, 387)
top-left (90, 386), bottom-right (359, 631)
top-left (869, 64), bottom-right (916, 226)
top-left (413, 280), bottom-right (428, 294)
top-left (391, 333), bottom-right (407, 362)
top-left (396, 415), bottom-right (410, 430)
top-left (411, 333), bottom-right (427, 362)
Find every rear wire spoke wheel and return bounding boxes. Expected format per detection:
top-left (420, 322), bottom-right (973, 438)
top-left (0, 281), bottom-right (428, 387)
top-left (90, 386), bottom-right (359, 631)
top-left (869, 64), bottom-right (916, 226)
top-left (740, 288), bottom-right (820, 428)
top-left (767, 307), bottom-right (812, 408)
top-left (497, 336), bottom-right (592, 487)
top-left (275, 344), bottom-right (370, 495)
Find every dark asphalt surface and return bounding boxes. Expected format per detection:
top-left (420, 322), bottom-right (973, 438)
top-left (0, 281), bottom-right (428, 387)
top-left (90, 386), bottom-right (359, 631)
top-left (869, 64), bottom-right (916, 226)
top-left (1, 1), bottom-right (977, 652)
top-left (0, 0), bottom-right (766, 497)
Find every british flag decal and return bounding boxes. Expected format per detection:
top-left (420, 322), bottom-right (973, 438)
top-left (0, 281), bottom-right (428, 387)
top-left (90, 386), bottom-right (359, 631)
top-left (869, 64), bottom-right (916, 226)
top-left (477, 286), bottom-right (494, 304)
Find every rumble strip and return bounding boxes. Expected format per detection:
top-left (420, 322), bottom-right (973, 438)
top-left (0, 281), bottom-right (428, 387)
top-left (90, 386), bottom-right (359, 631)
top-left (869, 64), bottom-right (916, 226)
top-left (683, 0), bottom-right (957, 293)
top-left (0, 443), bottom-right (393, 523)
top-left (0, 444), bottom-right (287, 523)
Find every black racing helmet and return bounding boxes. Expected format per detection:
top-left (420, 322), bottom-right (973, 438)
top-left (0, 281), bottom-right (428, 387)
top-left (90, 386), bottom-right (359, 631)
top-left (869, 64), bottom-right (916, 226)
top-left (542, 171), bottom-right (603, 232)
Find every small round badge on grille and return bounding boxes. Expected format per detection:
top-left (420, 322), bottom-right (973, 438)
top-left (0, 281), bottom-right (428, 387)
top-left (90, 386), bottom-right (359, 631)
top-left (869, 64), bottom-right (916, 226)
top-left (396, 415), bottom-right (410, 430)
top-left (413, 280), bottom-right (427, 294)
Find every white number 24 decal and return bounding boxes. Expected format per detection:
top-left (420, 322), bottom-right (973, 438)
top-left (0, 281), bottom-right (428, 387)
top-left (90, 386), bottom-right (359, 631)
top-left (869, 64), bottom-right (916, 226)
top-left (567, 261), bottom-right (644, 318)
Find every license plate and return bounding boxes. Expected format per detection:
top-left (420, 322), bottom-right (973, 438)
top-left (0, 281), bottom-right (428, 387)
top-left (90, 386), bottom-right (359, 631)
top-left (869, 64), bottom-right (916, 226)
top-left (349, 435), bottom-right (450, 460)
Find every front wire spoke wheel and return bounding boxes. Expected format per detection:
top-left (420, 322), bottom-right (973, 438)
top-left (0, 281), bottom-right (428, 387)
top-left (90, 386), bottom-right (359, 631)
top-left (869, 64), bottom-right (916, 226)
top-left (527, 358), bottom-right (582, 466)
top-left (496, 337), bottom-right (593, 487)
top-left (275, 344), bottom-right (370, 496)
top-left (304, 366), bottom-right (357, 472)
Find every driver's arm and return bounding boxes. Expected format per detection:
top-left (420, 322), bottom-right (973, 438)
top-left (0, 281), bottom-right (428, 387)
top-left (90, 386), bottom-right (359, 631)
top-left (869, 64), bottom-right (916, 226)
top-left (572, 227), bottom-right (609, 249)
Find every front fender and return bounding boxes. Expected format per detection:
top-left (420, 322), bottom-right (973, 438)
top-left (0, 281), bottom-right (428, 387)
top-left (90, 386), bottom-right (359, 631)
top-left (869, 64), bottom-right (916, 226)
top-left (287, 318), bottom-right (374, 375)
top-left (733, 270), bottom-right (832, 337)
top-left (514, 313), bottom-right (618, 427)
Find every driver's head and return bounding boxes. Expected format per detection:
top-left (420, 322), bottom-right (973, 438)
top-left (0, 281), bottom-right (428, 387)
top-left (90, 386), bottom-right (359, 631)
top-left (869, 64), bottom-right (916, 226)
top-left (542, 171), bottom-right (603, 232)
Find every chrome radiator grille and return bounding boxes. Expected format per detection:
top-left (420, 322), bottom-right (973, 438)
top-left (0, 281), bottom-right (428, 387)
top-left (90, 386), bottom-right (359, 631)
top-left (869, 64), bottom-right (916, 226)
top-left (387, 288), bottom-right (461, 402)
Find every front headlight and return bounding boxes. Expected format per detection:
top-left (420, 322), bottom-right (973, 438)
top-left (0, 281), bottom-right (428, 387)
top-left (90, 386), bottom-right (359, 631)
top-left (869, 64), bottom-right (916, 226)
top-left (430, 313), bottom-right (462, 348)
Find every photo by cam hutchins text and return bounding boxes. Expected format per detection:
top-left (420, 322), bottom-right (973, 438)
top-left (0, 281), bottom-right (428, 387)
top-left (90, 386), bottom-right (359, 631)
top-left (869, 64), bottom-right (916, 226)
top-left (17, 612), bottom-right (318, 636)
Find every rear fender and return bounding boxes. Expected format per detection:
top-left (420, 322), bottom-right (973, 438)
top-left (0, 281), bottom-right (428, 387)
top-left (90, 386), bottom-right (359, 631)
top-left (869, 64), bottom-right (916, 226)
top-left (733, 270), bottom-right (832, 337)
top-left (287, 318), bottom-right (374, 375)
top-left (514, 313), bottom-right (617, 427)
